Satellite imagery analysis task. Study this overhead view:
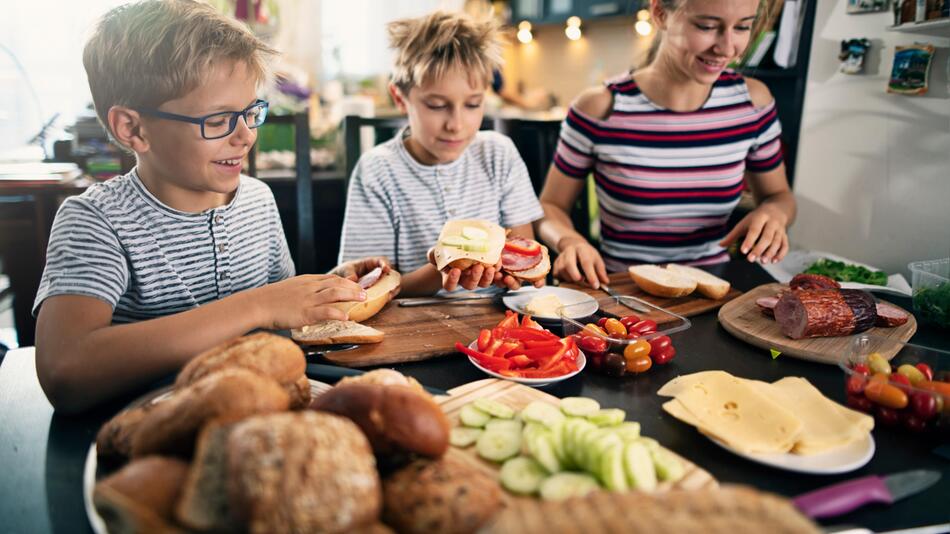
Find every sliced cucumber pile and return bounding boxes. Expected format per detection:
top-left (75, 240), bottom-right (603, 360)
top-left (452, 396), bottom-right (684, 499)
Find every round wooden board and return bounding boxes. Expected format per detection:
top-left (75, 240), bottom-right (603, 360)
top-left (717, 283), bottom-right (917, 365)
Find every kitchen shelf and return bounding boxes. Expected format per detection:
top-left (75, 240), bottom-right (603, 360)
top-left (886, 18), bottom-right (950, 36)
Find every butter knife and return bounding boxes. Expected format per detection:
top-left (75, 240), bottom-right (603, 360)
top-left (398, 294), bottom-right (502, 307)
top-left (601, 284), bottom-right (651, 313)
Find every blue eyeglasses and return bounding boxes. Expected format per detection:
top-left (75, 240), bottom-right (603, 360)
top-left (135, 99), bottom-right (269, 140)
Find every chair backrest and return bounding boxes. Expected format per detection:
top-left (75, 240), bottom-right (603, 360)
top-left (341, 116), bottom-right (410, 182)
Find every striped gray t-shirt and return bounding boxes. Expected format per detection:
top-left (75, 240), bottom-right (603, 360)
top-left (339, 128), bottom-right (544, 273)
top-left (33, 169), bottom-right (294, 323)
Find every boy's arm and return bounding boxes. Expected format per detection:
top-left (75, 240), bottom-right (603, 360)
top-left (35, 274), bottom-right (365, 414)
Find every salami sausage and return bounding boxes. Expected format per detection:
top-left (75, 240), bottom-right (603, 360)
top-left (875, 302), bottom-right (909, 327)
top-left (357, 267), bottom-right (383, 289)
top-left (501, 238), bottom-right (542, 272)
top-left (774, 289), bottom-right (877, 339)
top-left (789, 273), bottom-right (841, 291)
top-left (756, 296), bottom-right (779, 318)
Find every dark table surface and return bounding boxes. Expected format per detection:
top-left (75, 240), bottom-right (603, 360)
top-left (1, 260), bottom-right (948, 533)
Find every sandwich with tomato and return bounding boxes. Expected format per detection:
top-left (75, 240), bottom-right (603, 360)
top-left (431, 219), bottom-right (550, 283)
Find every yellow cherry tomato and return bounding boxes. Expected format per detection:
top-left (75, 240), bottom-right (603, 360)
top-left (603, 318), bottom-right (627, 338)
top-left (582, 323), bottom-right (608, 338)
top-left (623, 339), bottom-right (651, 361)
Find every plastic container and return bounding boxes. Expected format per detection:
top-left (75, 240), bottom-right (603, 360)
top-left (558, 296), bottom-right (691, 376)
top-left (839, 333), bottom-right (950, 437)
top-left (908, 258), bottom-right (950, 329)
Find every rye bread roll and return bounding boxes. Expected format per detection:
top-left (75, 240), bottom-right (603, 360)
top-left (310, 382), bottom-right (450, 459)
top-left (175, 332), bottom-right (310, 408)
top-left (131, 368), bottom-right (290, 458)
top-left (93, 456), bottom-right (190, 534)
top-left (227, 411), bottom-right (381, 534)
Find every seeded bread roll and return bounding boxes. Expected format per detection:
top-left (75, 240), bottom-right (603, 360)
top-left (227, 411), bottom-right (381, 534)
top-left (93, 456), bottom-right (190, 534)
top-left (175, 332), bottom-right (310, 408)
top-left (382, 455), bottom-right (501, 534)
top-left (131, 368), bottom-right (290, 458)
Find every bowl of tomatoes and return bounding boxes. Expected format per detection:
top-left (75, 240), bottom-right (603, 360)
top-left (840, 333), bottom-right (950, 437)
top-left (558, 296), bottom-right (691, 377)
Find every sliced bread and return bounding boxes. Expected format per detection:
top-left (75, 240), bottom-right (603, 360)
top-left (628, 264), bottom-right (697, 298)
top-left (664, 264), bottom-right (731, 300)
top-left (291, 320), bottom-right (384, 345)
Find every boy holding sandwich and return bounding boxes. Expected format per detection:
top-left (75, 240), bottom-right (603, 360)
top-left (338, 11), bottom-right (546, 296)
top-left (33, 0), bottom-right (378, 413)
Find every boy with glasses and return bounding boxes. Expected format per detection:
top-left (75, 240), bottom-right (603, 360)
top-left (33, 0), bottom-right (377, 413)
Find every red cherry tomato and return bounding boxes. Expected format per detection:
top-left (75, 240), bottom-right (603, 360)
top-left (890, 373), bottom-right (911, 387)
top-left (625, 332), bottom-right (641, 340)
top-left (852, 363), bottom-right (870, 376)
top-left (597, 317), bottom-right (610, 329)
top-left (577, 335), bottom-right (607, 355)
top-left (875, 406), bottom-right (900, 426)
top-left (846, 375), bottom-right (867, 395)
top-left (619, 315), bottom-right (641, 330)
top-left (630, 319), bottom-right (658, 336)
top-left (647, 335), bottom-right (672, 355)
top-left (652, 345), bottom-right (676, 365)
top-left (916, 363), bottom-right (934, 382)
top-left (846, 394), bottom-right (874, 413)
top-left (911, 392), bottom-right (938, 420)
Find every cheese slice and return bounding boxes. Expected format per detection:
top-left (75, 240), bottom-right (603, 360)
top-left (432, 219), bottom-right (506, 271)
top-left (657, 371), bottom-right (734, 398)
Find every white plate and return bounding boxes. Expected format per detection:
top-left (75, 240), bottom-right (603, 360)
top-left (502, 286), bottom-right (598, 320)
top-left (466, 340), bottom-right (586, 387)
top-left (706, 433), bottom-right (875, 475)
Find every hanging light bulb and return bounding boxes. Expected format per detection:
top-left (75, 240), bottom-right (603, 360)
top-left (517, 20), bottom-right (533, 44)
top-left (636, 9), bottom-right (650, 21)
top-left (565, 16), bottom-right (582, 40)
top-left (635, 19), bottom-right (652, 36)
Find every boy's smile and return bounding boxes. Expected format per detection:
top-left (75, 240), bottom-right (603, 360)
top-left (392, 67), bottom-right (486, 166)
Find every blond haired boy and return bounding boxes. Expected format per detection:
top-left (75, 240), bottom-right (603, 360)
top-left (338, 11), bottom-right (544, 296)
top-left (34, 0), bottom-right (378, 413)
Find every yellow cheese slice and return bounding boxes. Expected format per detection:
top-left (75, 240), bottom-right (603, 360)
top-left (432, 219), bottom-right (506, 271)
top-left (657, 370), bottom-right (734, 397)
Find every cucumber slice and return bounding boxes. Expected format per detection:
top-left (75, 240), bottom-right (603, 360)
top-left (624, 442), bottom-right (657, 491)
top-left (500, 457), bottom-right (547, 495)
top-left (462, 226), bottom-right (489, 241)
top-left (614, 421), bottom-right (642, 442)
top-left (568, 420), bottom-right (598, 468)
top-left (600, 442), bottom-right (629, 491)
top-left (636, 437), bottom-right (660, 452)
top-left (650, 448), bottom-right (685, 482)
top-left (476, 429), bottom-right (522, 462)
top-left (539, 472), bottom-right (601, 501)
top-left (474, 398), bottom-right (516, 419)
top-left (549, 420), bottom-right (573, 469)
top-left (584, 429), bottom-right (623, 474)
top-left (560, 397), bottom-right (601, 417)
top-left (459, 404), bottom-right (491, 428)
top-left (449, 427), bottom-right (483, 448)
top-left (485, 419), bottom-right (523, 433)
top-left (526, 430), bottom-right (561, 474)
top-left (587, 408), bottom-right (626, 427)
top-left (440, 235), bottom-right (468, 248)
top-left (462, 240), bottom-right (489, 252)
top-left (521, 400), bottom-right (566, 428)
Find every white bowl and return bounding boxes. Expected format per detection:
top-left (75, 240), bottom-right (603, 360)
top-left (466, 340), bottom-right (586, 387)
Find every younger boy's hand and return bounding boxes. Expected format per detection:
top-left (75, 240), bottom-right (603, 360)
top-left (427, 248), bottom-right (496, 292)
top-left (252, 274), bottom-right (366, 330)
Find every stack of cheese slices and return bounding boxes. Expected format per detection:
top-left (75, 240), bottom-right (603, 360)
top-left (658, 371), bottom-right (873, 455)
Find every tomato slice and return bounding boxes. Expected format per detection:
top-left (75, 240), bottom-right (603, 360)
top-left (504, 239), bottom-right (541, 256)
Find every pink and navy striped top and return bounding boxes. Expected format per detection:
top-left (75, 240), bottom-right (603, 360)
top-left (553, 70), bottom-right (783, 270)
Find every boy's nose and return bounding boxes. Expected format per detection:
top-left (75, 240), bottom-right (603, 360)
top-left (229, 115), bottom-right (255, 145)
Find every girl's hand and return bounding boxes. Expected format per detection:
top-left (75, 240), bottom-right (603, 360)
top-left (553, 236), bottom-right (609, 289)
top-left (720, 205), bottom-right (790, 264)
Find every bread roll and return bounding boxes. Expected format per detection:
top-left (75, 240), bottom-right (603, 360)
top-left (664, 263), bottom-right (731, 300)
top-left (331, 268), bottom-right (401, 322)
top-left (338, 369), bottom-right (426, 396)
top-left (311, 383), bottom-right (450, 459)
top-left (175, 332), bottom-right (310, 408)
top-left (628, 264), bottom-right (697, 298)
top-left (382, 455), bottom-right (501, 534)
top-left (96, 401), bottom-right (158, 462)
top-left (93, 456), bottom-right (189, 534)
top-left (131, 368), bottom-right (290, 458)
top-left (175, 420), bottom-right (241, 532)
top-left (291, 319), bottom-right (384, 345)
top-left (507, 245), bottom-right (551, 283)
top-left (227, 411), bottom-right (381, 534)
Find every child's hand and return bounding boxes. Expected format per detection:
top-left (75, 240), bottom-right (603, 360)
top-left (332, 256), bottom-right (392, 281)
top-left (442, 262), bottom-right (496, 292)
top-left (553, 236), bottom-right (609, 289)
top-left (252, 274), bottom-right (366, 330)
top-left (719, 205), bottom-right (789, 264)
top-left (494, 271), bottom-right (545, 291)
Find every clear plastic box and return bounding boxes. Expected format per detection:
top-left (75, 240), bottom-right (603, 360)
top-left (558, 295), bottom-right (691, 352)
top-left (839, 333), bottom-right (949, 437)
top-left (908, 258), bottom-right (950, 329)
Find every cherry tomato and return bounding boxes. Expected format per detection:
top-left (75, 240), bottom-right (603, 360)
top-left (875, 406), bottom-right (900, 426)
top-left (618, 315), bottom-right (641, 330)
top-left (623, 339), bottom-right (651, 361)
top-left (865, 376), bottom-right (908, 409)
top-left (625, 353), bottom-right (652, 374)
top-left (625, 332), bottom-right (641, 340)
top-left (582, 323), bottom-right (608, 338)
top-left (867, 352), bottom-right (891, 375)
top-left (652, 345), bottom-right (676, 365)
top-left (903, 415), bottom-right (928, 433)
top-left (603, 353), bottom-right (627, 377)
top-left (588, 352), bottom-right (606, 372)
top-left (846, 374), bottom-right (867, 395)
top-left (603, 318), bottom-right (627, 338)
top-left (647, 335), bottom-right (672, 355)
top-left (889, 373), bottom-right (911, 388)
top-left (597, 317), bottom-right (610, 329)
top-left (846, 394), bottom-right (873, 413)
top-left (916, 363), bottom-right (934, 381)
top-left (630, 319), bottom-right (658, 336)
top-left (852, 363), bottom-right (870, 376)
top-left (911, 392), bottom-right (938, 420)
top-left (577, 335), bottom-right (608, 355)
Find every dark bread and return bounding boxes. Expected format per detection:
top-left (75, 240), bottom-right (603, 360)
top-left (310, 382), bottom-right (450, 459)
top-left (382, 455), bottom-right (501, 534)
top-left (175, 419), bottom-right (241, 532)
top-left (175, 332), bottom-right (310, 408)
top-left (227, 411), bottom-right (381, 534)
top-left (131, 368), bottom-right (290, 458)
top-left (93, 456), bottom-right (189, 534)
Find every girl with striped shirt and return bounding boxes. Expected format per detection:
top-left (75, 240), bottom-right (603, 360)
top-left (536, 0), bottom-right (796, 288)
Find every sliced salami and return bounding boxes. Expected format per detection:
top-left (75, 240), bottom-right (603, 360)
top-left (357, 267), bottom-right (383, 289)
top-left (875, 302), bottom-right (909, 327)
top-left (501, 238), bottom-right (542, 272)
top-left (774, 289), bottom-right (877, 339)
top-left (789, 273), bottom-right (841, 291)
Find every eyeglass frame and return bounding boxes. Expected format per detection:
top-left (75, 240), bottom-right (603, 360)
top-left (133, 99), bottom-right (269, 140)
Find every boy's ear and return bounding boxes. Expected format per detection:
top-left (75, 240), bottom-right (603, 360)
top-left (108, 106), bottom-right (149, 153)
top-left (388, 83), bottom-right (409, 113)
top-left (651, 0), bottom-right (670, 31)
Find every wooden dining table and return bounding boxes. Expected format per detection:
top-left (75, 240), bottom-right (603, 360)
top-left (0, 260), bottom-right (947, 533)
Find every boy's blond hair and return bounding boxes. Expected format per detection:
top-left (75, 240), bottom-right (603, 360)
top-left (387, 11), bottom-right (502, 94)
top-left (83, 0), bottom-right (276, 136)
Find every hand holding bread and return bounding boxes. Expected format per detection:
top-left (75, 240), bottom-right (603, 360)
top-left (249, 274), bottom-right (367, 328)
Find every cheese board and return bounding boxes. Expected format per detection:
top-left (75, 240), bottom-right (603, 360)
top-left (718, 283), bottom-right (917, 364)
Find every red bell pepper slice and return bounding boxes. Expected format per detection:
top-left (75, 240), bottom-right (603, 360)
top-left (497, 311), bottom-right (520, 329)
top-left (522, 338), bottom-right (561, 349)
top-left (493, 341), bottom-right (522, 359)
top-left (507, 355), bottom-right (534, 369)
top-left (521, 314), bottom-right (544, 330)
top-left (504, 240), bottom-right (541, 256)
top-left (496, 327), bottom-right (559, 342)
top-left (539, 338), bottom-right (572, 371)
top-left (455, 342), bottom-right (510, 371)
top-left (476, 329), bottom-right (492, 352)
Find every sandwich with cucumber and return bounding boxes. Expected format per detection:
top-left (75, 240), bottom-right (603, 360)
top-left (432, 219), bottom-right (550, 283)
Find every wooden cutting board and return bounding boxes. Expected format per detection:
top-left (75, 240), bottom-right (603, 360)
top-left (718, 283), bottom-right (917, 364)
top-left (438, 378), bottom-right (717, 504)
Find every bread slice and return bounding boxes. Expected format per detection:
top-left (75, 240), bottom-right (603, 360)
top-left (628, 264), bottom-right (697, 298)
top-left (664, 264), bottom-right (731, 300)
top-left (507, 246), bottom-right (551, 283)
top-left (291, 320), bottom-right (384, 345)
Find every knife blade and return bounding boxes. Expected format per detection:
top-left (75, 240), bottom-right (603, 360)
top-left (793, 469), bottom-right (941, 519)
top-left (305, 363), bottom-right (450, 396)
top-left (398, 293), bottom-right (502, 307)
top-left (600, 284), bottom-right (651, 313)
